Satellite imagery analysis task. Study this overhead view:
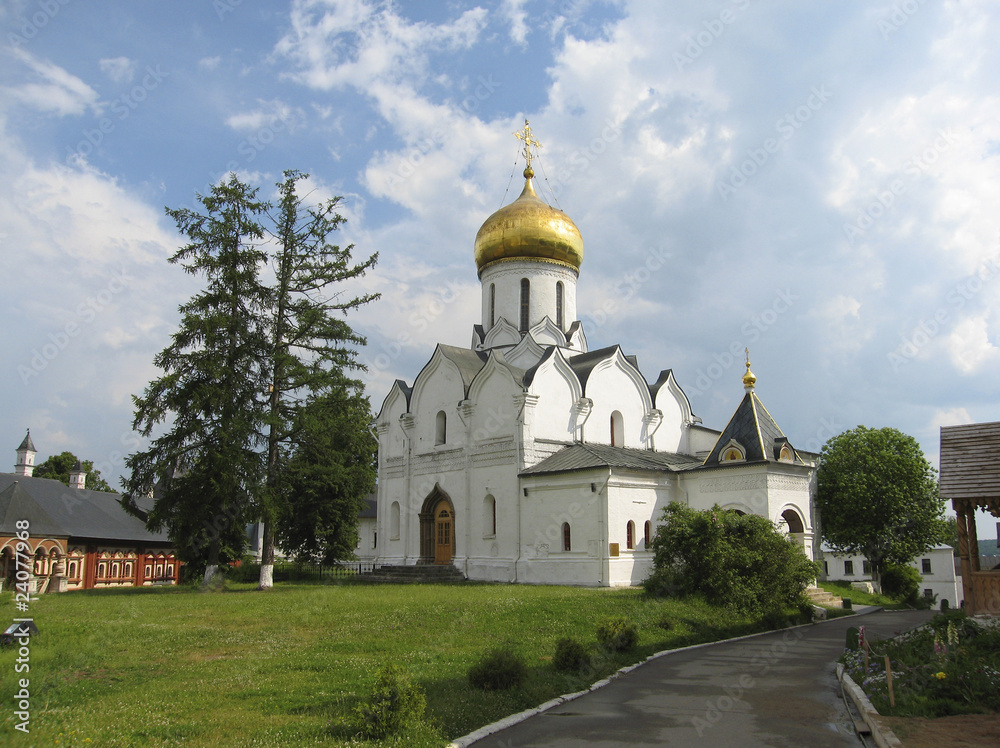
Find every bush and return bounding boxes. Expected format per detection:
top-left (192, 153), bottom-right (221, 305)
top-left (644, 503), bottom-right (819, 615)
top-left (880, 563), bottom-right (922, 605)
top-left (354, 664), bottom-right (426, 739)
top-left (468, 645), bottom-right (528, 690)
top-left (596, 617), bottom-right (638, 652)
top-left (552, 637), bottom-right (589, 672)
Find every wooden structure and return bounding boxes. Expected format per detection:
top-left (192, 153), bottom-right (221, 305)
top-left (940, 422), bottom-right (1000, 615)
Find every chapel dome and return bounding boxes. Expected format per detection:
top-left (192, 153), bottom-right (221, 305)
top-left (473, 167), bottom-right (584, 276)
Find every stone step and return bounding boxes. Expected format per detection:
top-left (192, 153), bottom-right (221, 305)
top-left (359, 564), bottom-right (466, 584)
top-left (805, 587), bottom-right (843, 606)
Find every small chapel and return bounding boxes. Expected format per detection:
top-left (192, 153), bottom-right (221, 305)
top-left (373, 123), bottom-right (816, 586)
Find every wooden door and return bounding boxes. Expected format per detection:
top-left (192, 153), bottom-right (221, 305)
top-left (434, 504), bottom-right (453, 564)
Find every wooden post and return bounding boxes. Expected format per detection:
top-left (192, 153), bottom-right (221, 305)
top-left (885, 655), bottom-right (895, 707)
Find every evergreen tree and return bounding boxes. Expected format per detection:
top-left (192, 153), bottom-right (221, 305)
top-left (257, 170), bottom-right (379, 588)
top-left (123, 175), bottom-right (270, 585)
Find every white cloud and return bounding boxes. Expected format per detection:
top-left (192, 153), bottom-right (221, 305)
top-left (947, 316), bottom-right (1000, 374)
top-left (225, 99), bottom-right (304, 132)
top-left (275, 0), bottom-right (487, 91)
top-left (99, 57), bottom-right (136, 83)
top-left (198, 56), bottom-right (222, 71)
top-left (3, 48), bottom-right (99, 117)
top-left (500, 0), bottom-right (529, 45)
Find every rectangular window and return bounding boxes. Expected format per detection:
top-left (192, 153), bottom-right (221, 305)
top-left (823, 561), bottom-right (828, 576)
top-left (862, 560), bottom-right (871, 575)
top-left (921, 558), bottom-right (932, 574)
top-left (844, 560), bottom-right (854, 576)
top-left (924, 588), bottom-right (933, 598)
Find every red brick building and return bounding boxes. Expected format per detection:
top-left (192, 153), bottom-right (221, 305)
top-left (0, 432), bottom-right (180, 592)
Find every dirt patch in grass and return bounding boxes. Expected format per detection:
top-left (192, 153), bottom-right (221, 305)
top-left (876, 713), bottom-right (1000, 747)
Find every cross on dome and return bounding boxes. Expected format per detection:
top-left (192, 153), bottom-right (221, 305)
top-left (514, 119), bottom-right (541, 175)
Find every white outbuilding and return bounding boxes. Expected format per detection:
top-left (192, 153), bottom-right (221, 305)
top-left (373, 124), bottom-right (816, 586)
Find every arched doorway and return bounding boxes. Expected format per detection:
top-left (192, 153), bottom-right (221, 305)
top-left (418, 484), bottom-right (456, 565)
top-left (781, 508), bottom-right (806, 552)
top-left (434, 502), bottom-right (453, 565)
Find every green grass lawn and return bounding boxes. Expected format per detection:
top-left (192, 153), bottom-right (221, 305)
top-left (817, 580), bottom-right (910, 609)
top-left (0, 581), bottom-right (791, 747)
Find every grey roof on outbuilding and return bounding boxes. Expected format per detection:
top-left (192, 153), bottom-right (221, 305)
top-left (520, 443), bottom-right (704, 476)
top-left (0, 473), bottom-right (170, 544)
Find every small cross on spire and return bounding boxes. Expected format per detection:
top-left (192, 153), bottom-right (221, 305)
top-left (514, 119), bottom-right (541, 172)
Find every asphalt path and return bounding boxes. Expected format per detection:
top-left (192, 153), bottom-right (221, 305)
top-left (467, 608), bottom-right (933, 748)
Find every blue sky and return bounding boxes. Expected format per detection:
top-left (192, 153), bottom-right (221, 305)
top-left (2, 0), bottom-right (999, 537)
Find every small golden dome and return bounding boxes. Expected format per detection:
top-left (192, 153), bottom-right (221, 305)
top-left (473, 168), bottom-right (584, 276)
top-left (743, 359), bottom-right (757, 390)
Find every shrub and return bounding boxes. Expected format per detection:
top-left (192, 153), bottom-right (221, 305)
top-left (468, 645), bottom-right (528, 690)
top-left (644, 503), bottom-right (819, 616)
top-left (596, 617), bottom-right (638, 652)
top-left (880, 563), bottom-right (922, 605)
top-left (354, 664), bottom-right (426, 739)
top-left (552, 637), bottom-right (589, 672)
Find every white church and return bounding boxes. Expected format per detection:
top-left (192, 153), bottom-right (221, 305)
top-left (372, 124), bottom-right (816, 586)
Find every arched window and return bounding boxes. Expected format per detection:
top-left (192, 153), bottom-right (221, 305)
top-left (435, 410), bottom-right (447, 445)
top-left (562, 522), bottom-right (571, 552)
top-left (556, 281), bottom-right (564, 328)
top-left (644, 521), bottom-right (651, 548)
top-left (483, 495), bottom-right (496, 537)
top-left (519, 278), bottom-right (530, 332)
top-left (626, 520), bottom-right (635, 550)
top-left (779, 444), bottom-right (794, 462)
top-left (390, 501), bottom-right (400, 539)
top-left (489, 283), bottom-right (496, 328)
top-left (610, 410), bottom-right (624, 446)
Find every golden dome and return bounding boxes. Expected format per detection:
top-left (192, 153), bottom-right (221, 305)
top-left (473, 167), bottom-right (584, 276)
top-left (743, 355), bottom-right (757, 390)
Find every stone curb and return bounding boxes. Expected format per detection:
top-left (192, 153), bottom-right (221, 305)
top-left (447, 606), bottom-right (881, 748)
top-left (837, 663), bottom-right (904, 748)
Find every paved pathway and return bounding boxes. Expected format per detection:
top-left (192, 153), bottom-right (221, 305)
top-left (467, 608), bottom-right (933, 748)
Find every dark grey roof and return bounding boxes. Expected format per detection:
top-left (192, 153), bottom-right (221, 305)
top-left (436, 344), bottom-right (489, 396)
top-left (568, 345), bottom-right (622, 393)
top-left (0, 473), bottom-right (170, 544)
top-left (17, 430), bottom-right (35, 452)
top-left (521, 443), bottom-right (703, 476)
top-left (359, 494), bottom-right (377, 518)
top-left (704, 391), bottom-right (802, 466)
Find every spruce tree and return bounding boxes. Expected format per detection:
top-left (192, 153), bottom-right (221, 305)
top-left (123, 175), bottom-right (270, 585)
top-left (257, 170), bottom-right (379, 588)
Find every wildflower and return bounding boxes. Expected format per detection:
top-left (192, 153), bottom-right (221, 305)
top-left (935, 671), bottom-right (947, 680)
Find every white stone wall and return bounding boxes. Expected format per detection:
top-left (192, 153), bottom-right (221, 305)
top-left (819, 545), bottom-right (960, 608)
top-left (480, 260), bottom-right (578, 334)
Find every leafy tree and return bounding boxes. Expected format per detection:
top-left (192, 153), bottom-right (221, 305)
top-left (257, 170), bottom-right (379, 588)
top-left (937, 515), bottom-right (960, 557)
top-left (123, 175), bottom-right (270, 585)
top-left (275, 384), bottom-right (377, 564)
top-left (816, 425), bottom-right (944, 589)
top-left (33, 451), bottom-right (113, 492)
top-left (644, 503), bottom-right (818, 616)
